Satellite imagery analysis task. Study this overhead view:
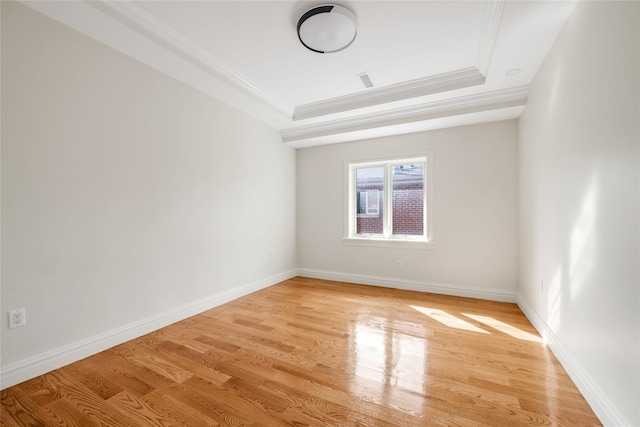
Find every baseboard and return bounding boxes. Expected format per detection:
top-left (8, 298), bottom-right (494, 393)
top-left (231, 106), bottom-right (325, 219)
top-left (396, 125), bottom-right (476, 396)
top-left (297, 268), bottom-right (517, 303)
top-left (0, 269), bottom-right (297, 390)
top-left (516, 295), bottom-right (629, 427)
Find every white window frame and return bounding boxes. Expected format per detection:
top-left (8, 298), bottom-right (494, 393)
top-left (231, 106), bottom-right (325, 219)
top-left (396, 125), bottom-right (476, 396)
top-left (343, 155), bottom-right (434, 249)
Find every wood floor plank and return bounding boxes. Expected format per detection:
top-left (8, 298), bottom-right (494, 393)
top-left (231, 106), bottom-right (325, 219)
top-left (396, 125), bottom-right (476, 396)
top-left (87, 351), bottom-right (175, 396)
top-left (140, 390), bottom-right (222, 426)
top-left (40, 370), bottom-right (137, 427)
top-left (162, 379), bottom-right (264, 426)
top-left (1, 277), bottom-right (603, 426)
top-left (0, 405), bottom-right (22, 427)
top-left (126, 340), bottom-right (233, 387)
top-left (117, 345), bottom-right (194, 385)
top-left (14, 373), bottom-right (62, 407)
top-left (108, 390), bottom-right (188, 427)
top-left (63, 362), bottom-right (124, 401)
top-left (42, 396), bottom-right (101, 427)
top-left (1, 387), bottom-right (55, 426)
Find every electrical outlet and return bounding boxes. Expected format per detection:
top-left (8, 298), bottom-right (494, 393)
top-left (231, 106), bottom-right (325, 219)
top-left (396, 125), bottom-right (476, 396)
top-left (8, 308), bottom-right (26, 329)
top-left (397, 260), bottom-right (404, 270)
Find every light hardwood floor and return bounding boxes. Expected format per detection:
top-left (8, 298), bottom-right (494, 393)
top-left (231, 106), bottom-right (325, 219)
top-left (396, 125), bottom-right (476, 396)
top-left (1, 277), bottom-right (602, 426)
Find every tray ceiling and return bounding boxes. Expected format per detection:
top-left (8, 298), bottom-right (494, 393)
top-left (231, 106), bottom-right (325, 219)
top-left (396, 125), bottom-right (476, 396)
top-left (20, 0), bottom-right (576, 147)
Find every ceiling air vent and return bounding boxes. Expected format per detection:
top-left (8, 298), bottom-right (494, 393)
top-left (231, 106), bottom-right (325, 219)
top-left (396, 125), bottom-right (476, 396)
top-left (358, 72), bottom-right (374, 88)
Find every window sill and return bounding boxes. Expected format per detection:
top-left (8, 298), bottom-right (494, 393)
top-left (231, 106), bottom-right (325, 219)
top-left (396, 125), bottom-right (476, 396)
top-left (342, 237), bottom-right (435, 250)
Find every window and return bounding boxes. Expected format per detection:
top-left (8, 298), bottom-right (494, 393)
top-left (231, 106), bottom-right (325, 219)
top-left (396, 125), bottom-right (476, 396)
top-left (345, 156), bottom-right (432, 248)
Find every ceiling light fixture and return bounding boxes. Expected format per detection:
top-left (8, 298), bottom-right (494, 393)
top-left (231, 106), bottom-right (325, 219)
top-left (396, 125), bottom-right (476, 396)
top-left (297, 4), bottom-right (357, 54)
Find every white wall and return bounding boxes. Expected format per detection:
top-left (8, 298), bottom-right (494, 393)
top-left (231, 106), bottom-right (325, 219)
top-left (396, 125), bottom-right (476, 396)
top-left (297, 120), bottom-right (519, 300)
top-left (1, 2), bottom-right (296, 386)
top-left (518, 1), bottom-right (639, 425)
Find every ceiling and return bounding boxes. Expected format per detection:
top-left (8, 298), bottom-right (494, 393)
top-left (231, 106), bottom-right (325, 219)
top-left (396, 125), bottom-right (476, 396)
top-left (21, 0), bottom-right (576, 148)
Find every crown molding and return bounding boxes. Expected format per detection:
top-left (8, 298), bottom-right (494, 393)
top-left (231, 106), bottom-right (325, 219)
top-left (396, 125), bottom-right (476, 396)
top-left (282, 86), bottom-right (528, 143)
top-left (476, 0), bottom-right (505, 76)
top-left (99, 0), bottom-right (502, 124)
top-left (88, 0), bottom-right (293, 117)
top-left (27, 0), bottom-right (509, 131)
top-left (293, 67), bottom-right (486, 121)
top-left (91, 0), bottom-right (505, 123)
top-left (76, 0), bottom-right (504, 125)
top-left (292, 0), bottom-right (505, 121)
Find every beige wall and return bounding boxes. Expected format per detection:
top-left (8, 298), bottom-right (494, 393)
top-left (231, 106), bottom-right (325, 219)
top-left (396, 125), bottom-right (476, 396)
top-left (297, 120), bottom-right (519, 299)
top-left (518, 1), bottom-right (639, 425)
top-left (1, 1), bottom-right (296, 384)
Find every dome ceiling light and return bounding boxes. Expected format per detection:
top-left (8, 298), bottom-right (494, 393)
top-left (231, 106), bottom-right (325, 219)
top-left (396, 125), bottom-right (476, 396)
top-left (297, 4), bottom-right (357, 54)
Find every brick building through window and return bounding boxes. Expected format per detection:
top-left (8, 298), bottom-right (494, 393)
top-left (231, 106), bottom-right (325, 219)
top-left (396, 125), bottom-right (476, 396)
top-left (355, 163), bottom-right (424, 236)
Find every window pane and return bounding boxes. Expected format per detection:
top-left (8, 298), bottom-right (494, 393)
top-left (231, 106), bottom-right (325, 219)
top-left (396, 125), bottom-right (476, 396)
top-left (392, 163), bottom-right (424, 236)
top-left (356, 167), bottom-right (384, 234)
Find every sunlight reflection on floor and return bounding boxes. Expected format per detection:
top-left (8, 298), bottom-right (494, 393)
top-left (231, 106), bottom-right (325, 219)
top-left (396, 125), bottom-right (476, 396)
top-left (350, 318), bottom-right (428, 399)
top-left (410, 305), bottom-right (489, 334)
top-left (462, 313), bottom-right (543, 343)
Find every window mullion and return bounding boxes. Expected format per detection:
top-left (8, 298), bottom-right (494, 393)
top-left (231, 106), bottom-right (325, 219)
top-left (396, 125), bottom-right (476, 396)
top-left (349, 165), bottom-right (356, 237)
top-left (384, 164), bottom-right (393, 238)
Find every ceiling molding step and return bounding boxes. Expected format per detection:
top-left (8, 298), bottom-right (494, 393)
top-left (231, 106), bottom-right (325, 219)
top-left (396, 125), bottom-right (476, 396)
top-left (293, 67), bottom-right (485, 121)
top-left (88, 0), bottom-right (293, 117)
top-left (475, 0), bottom-right (506, 76)
top-left (282, 86), bottom-right (528, 143)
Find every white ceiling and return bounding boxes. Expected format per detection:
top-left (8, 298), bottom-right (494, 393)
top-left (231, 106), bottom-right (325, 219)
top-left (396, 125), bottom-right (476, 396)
top-left (22, 0), bottom-right (576, 148)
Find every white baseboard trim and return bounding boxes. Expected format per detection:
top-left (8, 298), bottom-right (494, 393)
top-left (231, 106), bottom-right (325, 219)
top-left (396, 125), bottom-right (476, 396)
top-left (297, 268), bottom-right (517, 303)
top-left (516, 295), bottom-right (629, 427)
top-left (0, 269), bottom-right (297, 390)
